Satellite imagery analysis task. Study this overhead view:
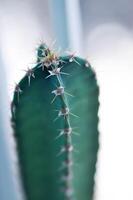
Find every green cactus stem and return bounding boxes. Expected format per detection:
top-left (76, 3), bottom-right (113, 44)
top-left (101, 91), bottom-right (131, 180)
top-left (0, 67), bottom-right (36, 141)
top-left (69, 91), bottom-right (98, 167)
top-left (11, 43), bottom-right (99, 200)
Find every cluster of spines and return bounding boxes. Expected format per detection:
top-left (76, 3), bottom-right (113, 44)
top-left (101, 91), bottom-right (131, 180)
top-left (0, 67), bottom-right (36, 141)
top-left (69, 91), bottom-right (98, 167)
top-left (13, 43), bottom-right (91, 200)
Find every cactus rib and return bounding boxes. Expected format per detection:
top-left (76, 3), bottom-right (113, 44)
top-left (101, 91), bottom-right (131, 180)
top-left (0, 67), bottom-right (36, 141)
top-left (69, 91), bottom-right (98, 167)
top-left (47, 60), bottom-right (75, 198)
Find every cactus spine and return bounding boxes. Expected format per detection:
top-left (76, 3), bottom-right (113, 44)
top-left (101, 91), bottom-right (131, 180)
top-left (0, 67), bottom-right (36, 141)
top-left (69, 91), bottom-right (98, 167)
top-left (11, 43), bottom-right (99, 200)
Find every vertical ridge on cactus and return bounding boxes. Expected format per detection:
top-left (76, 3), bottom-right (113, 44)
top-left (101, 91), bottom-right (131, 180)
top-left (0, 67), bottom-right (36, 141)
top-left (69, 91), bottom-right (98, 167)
top-left (11, 43), bottom-right (99, 200)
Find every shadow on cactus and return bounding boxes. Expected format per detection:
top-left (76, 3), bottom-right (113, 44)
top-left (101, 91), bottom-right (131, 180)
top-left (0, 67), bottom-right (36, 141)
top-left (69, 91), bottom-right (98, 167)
top-left (11, 43), bottom-right (99, 200)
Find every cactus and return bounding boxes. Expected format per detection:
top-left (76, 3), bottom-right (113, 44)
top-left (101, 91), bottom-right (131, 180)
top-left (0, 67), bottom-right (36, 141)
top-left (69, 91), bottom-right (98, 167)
top-left (11, 43), bottom-right (99, 200)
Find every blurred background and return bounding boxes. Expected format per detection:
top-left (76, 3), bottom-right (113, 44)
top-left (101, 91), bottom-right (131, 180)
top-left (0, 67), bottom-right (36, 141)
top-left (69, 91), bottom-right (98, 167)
top-left (0, 0), bottom-right (133, 199)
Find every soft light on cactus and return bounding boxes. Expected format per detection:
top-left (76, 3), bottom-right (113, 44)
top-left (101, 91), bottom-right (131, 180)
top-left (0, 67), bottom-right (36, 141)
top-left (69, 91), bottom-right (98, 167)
top-left (11, 43), bottom-right (99, 200)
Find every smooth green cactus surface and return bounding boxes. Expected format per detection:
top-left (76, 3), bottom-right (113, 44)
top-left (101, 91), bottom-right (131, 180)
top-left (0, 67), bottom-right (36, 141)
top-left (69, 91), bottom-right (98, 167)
top-left (11, 44), bottom-right (99, 200)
